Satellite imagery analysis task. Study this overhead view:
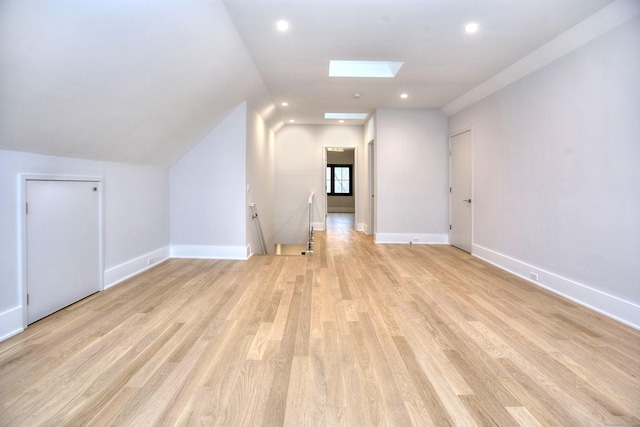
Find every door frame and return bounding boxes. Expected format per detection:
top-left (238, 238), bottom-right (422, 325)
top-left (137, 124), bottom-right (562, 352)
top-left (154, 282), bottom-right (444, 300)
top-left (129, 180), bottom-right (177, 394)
top-left (449, 129), bottom-right (474, 252)
top-left (367, 139), bottom-right (375, 236)
top-left (322, 146), bottom-right (357, 231)
top-left (20, 174), bottom-right (104, 328)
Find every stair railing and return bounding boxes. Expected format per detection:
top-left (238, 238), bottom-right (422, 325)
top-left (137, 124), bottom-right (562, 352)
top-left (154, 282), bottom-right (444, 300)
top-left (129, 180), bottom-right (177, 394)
top-left (305, 193), bottom-right (314, 254)
top-left (249, 202), bottom-right (268, 254)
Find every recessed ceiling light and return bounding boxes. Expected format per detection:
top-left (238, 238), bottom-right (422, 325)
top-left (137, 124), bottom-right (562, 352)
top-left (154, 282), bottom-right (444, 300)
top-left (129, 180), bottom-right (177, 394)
top-left (339, 120), bottom-right (345, 123)
top-left (329, 60), bottom-right (403, 78)
top-left (281, 102), bottom-right (288, 107)
top-left (324, 113), bottom-right (368, 120)
top-left (352, 93), bottom-right (362, 99)
top-left (464, 22), bottom-right (479, 33)
top-left (275, 20), bottom-right (289, 31)
top-left (288, 119), bottom-right (295, 123)
top-left (400, 93), bottom-right (408, 99)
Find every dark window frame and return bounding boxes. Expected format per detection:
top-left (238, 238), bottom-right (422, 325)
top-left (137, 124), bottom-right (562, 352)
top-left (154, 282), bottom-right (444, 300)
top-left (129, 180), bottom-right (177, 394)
top-left (326, 164), bottom-right (353, 196)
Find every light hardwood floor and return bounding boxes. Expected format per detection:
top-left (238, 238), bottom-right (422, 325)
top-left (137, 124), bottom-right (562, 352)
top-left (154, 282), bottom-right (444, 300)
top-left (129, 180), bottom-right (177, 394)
top-left (1, 215), bottom-right (639, 426)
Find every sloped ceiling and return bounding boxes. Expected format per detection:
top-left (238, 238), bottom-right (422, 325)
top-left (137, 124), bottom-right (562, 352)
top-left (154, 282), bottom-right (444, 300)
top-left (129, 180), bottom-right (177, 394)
top-left (0, 0), bottom-right (274, 167)
top-left (0, 0), bottom-right (622, 167)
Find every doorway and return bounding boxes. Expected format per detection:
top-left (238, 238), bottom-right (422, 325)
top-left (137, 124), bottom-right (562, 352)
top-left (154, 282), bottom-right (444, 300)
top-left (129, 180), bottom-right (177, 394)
top-left (324, 147), bottom-right (356, 231)
top-left (450, 130), bottom-right (472, 252)
top-left (23, 178), bottom-right (102, 324)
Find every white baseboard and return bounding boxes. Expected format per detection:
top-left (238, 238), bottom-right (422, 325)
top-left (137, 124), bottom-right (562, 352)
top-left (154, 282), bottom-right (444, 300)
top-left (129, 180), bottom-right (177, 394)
top-left (0, 306), bottom-right (24, 342)
top-left (472, 244), bottom-right (640, 331)
top-left (374, 233), bottom-right (449, 245)
top-left (171, 244), bottom-right (249, 260)
top-left (356, 222), bottom-right (367, 233)
top-left (327, 208), bottom-right (355, 213)
top-left (104, 246), bottom-right (170, 289)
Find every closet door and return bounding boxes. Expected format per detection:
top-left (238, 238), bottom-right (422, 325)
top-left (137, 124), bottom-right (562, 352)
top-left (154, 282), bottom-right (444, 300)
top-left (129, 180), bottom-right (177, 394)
top-left (26, 180), bottom-right (101, 324)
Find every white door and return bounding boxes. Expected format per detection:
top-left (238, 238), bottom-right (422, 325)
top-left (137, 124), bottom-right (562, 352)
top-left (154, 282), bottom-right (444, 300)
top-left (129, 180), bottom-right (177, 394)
top-left (450, 131), bottom-right (472, 252)
top-left (26, 180), bottom-right (101, 323)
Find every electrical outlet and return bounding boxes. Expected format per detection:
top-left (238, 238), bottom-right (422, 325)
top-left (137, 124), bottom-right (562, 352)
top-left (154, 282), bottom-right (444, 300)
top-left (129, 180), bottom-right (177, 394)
top-left (412, 237), bottom-right (419, 243)
top-left (530, 272), bottom-right (538, 281)
top-left (147, 257), bottom-right (154, 265)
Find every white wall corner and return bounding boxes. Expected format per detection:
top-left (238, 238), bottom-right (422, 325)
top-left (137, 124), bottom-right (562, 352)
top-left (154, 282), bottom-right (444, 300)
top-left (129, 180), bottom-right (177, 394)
top-left (104, 246), bottom-right (171, 289)
top-left (374, 233), bottom-right (449, 245)
top-left (171, 244), bottom-right (249, 260)
top-left (0, 306), bottom-right (24, 342)
top-left (472, 244), bottom-right (640, 331)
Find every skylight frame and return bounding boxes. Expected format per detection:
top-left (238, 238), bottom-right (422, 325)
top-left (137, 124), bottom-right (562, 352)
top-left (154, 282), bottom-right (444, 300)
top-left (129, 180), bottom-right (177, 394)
top-left (324, 113), bottom-right (369, 120)
top-left (329, 60), bottom-right (404, 78)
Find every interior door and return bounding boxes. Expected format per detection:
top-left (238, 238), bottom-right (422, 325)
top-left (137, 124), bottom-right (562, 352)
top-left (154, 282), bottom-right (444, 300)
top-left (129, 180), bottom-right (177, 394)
top-left (26, 180), bottom-right (101, 323)
top-left (450, 131), bottom-right (472, 252)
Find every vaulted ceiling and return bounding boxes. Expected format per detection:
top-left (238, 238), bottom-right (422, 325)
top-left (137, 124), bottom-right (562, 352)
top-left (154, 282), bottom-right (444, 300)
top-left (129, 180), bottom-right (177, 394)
top-left (0, 0), bottom-right (616, 167)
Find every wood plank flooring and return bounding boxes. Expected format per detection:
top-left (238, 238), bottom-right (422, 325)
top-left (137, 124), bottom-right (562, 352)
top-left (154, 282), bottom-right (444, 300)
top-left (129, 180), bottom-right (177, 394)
top-left (1, 213), bottom-right (639, 426)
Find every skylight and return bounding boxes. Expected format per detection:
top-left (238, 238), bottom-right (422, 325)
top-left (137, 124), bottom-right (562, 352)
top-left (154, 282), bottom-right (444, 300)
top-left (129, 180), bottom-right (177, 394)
top-left (329, 60), bottom-right (403, 78)
top-left (324, 113), bottom-right (368, 120)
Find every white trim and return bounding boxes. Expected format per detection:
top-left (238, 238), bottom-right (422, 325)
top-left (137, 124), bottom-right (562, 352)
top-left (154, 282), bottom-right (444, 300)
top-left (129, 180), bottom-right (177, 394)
top-left (170, 244), bottom-right (249, 260)
top-left (0, 307), bottom-right (24, 342)
top-left (356, 222), bottom-right (367, 233)
top-left (374, 233), bottom-right (449, 245)
top-left (472, 244), bottom-right (640, 331)
top-left (442, 0), bottom-right (640, 116)
top-left (311, 221), bottom-right (325, 231)
top-left (103, 246), bottom-right (170, 289)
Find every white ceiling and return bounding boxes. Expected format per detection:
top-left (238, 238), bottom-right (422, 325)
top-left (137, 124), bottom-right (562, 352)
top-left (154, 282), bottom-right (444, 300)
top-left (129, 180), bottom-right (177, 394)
top-left (0, 0), bottom-right (621, 166)
top-left (222, 0), bottom-right (613, 126)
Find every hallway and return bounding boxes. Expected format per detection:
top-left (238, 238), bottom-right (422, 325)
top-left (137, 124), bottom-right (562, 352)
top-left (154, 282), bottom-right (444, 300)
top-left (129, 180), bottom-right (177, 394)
top-left (1, 225), bottom-right (639, 425)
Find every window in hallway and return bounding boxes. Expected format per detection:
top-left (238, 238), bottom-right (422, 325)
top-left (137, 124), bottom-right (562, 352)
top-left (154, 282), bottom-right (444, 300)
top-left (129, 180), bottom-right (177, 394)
top-left (326, 164), bottom-right (352, 196)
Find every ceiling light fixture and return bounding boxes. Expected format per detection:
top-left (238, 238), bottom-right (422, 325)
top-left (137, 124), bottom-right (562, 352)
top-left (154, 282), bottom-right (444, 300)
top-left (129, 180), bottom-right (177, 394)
top-left (275, 20), bottom-right (289, 31)
top-left (281, 102), bottom-right (288, 107)
top-left (400, 93), bottom-right (408, 99)
top-left (288, 119), bottom-right (295, 123)
top-left (464, 22), bottom-right (479, 33)
top-left (352, 93), bottom-right (362, 99)
top-left (339, 120), bottom-right (345, 123)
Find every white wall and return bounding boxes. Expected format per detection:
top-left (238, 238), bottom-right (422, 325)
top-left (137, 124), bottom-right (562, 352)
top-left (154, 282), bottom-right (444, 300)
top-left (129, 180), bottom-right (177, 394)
top-left (170, 102), bottom-right (248, 259)
top-left (0, 150), bottom-right (169, 341)
top-left (275, 125), bottom-right (364, 244)
top-left (0, 0), bottom-right (274, 167)
top-left (246, 104), bottom-right (275, 254)
top-left (448, 16), bottom-right (640, 328)
top-left (375, 109), bottom-right (449, 244)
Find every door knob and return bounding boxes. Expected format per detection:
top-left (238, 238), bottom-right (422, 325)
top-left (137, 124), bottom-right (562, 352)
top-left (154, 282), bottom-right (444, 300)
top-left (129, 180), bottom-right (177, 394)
top-left (463, 199), bottom-right (471, 203)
